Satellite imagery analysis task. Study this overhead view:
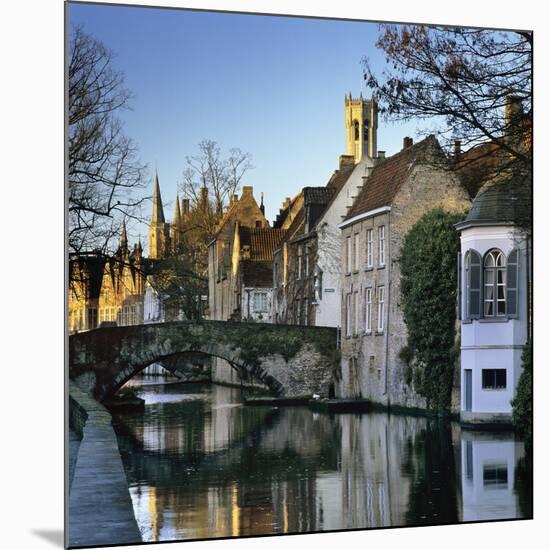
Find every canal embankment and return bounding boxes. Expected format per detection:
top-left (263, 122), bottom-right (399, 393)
top-left (68, 382), bottom-right (141, 547)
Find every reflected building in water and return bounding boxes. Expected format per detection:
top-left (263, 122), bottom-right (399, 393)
top-left (460, 431), bottom-right (525, 522)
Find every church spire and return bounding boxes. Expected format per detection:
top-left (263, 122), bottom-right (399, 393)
top-left (173, 192), bottom-right (182, 227)
top-left (120, 219), bottom-right (128, 249)
top-left (151, 172), bottom-right (165, 224)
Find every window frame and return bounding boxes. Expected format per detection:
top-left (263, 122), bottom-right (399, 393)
top-left (345, 236), bottom-right (352, 274)
top-left (378, 225), bottom-right (386, 267)
top-left (483, 249), bottom-right (506, 318)
top-left (377, 286), bottom-right (385, 333)
top-left (365, 287), bottom-right (372, 334)
top-left (481, 368), bottom-right (507, 390)
top-left (366, 229), bottom-right (373, 268)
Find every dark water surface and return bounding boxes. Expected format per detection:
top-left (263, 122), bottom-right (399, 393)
top-left (111, 380), bottom-right (532, 543)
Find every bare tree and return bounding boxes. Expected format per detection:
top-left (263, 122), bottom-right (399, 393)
top-left (181, 139), bottom-right (254, 220)
top-left (68, 26), bottom-right (148, 256)
top-left (364, 26), bottom-right (532, 174)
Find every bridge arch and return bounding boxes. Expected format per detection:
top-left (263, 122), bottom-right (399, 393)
top-left (69, 320), bottom-right (338, 401)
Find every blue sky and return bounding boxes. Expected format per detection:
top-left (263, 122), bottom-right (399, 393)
top-left (68, 2), bottom-right (421, 248)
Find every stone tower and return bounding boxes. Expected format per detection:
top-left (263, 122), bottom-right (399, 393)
top-left (345, 93), bottom-right (378, 163)
top-left (149, 173), bottom-right (171, 259)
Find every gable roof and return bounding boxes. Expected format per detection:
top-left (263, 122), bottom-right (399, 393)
top-left (344, 136), bottom-right (442, 221)
top-left (238, 227), bottom-right (286, 261)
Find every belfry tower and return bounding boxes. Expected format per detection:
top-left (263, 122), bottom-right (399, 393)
top-left (149, 173), bottom-right (171, 259)
top-left (345, 93), bottom-right (378, 163)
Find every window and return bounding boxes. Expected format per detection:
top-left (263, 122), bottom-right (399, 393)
top-left (483, 464), bottom-right (508, 489)
top-left (377, 286), bottom-right (385, 332)
top-left (346, 236), bottom-right (351, 273)
top-left (346, 293), bottom-right (352, 337)
top-left (366, 229), bottom-right (373, 268)
top-left (305, 248), bottom-right (310, 277)
top-left (254, 292), bottom-right (268, 312)
top-left (365, 288), bottom-right (372, 333)
top-left (353, 233), bottom-right (360, 271)
top-left (363, 119), bottom-right (369, 141)
top-left (354, 120), bottom-right (359, 141)
top-left (484, 249), bottom-right (506, 317)
top-left (354, 292), bottom-right (359, 335)
top-left (297, 246), bottom-right (303, 280)
top-left (314, 268), bottom-right (323, 301)
top-left (303, 298), bottom-right (309, 325)
top-left (482, 369), bottom-right (507, 389)
top-left (378, 226), bottom-right (386, 266)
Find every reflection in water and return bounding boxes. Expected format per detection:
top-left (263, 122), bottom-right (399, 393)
top-left (112, 381), bottom-right (532, 542)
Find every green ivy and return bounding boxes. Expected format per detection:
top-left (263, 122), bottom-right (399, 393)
top-left (512, 344), bottom-right (532, 441)
top-left (400, 208), bottom-right (465, 412)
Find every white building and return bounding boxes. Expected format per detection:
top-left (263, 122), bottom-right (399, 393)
top-left (456, 175), bottom-right (531, 426)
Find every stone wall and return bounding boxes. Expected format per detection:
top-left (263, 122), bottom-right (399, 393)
top-left (339, 158), bottom-right (471, 411)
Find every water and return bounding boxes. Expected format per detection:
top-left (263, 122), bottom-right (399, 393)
top-left (112, 380), bottom-right (532, 543)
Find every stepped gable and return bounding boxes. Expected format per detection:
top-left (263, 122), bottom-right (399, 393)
top-left (344, 135), bottom-right (441, 220)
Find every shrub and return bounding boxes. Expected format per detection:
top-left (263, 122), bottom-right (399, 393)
top-left (512, 343), bottom-right (532, 440)
top-left (400, 208), bottom-right (465, 411)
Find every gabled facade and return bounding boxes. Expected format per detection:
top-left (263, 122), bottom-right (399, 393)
top-left (337, 136), bottom-right (471, 407)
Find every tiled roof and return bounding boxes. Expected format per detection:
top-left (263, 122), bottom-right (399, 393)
top-left (344, 136), bottom-right (441, 220)
top-left (241, 260), bottom-right (273, 287)
top-left (303, 187), bottom-right (335, 205)
top-left (238, 227), bottom-right (285, 261)
top-left (457, 171), bottom-right (531, 229)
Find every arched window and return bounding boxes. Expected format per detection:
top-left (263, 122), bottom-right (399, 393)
top-left (483, 249), bottom-right (506, 317)
top-left (465, 250), bottom-right (482, 319)
top-left (354, 120), bottom-right (359, 141)
top-left (363, 119), bottom-right (369, 141)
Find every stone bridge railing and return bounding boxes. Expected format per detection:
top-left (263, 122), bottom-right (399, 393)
top-left (69, 320), bottom-right (338, 400)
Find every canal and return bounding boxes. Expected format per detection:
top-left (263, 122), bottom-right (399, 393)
top-left (111, 378), bottom-right (532, 543)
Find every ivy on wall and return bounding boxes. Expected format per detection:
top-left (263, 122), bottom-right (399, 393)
top-left (512, 344), bottom-right (532, 442)
top-left (400, 208), bottom-right (465, 412)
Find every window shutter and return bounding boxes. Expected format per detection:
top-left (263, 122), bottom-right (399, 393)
top-left (468, 250), bottom-right (482, 319)
top-left (457, 252), bottom-right (462, 321)
top-left (507, 249), bottom-right (520, 318)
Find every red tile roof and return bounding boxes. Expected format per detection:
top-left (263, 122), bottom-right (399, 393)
top-left (344, 135), bottom-right (442, 220)
top-left (238, 227), bottom-right (285, 261)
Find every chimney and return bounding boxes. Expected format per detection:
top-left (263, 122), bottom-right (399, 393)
top-left (182, 198), bottom-right (190, 216)
top-left (377, 150), bottom-right (386, 160)
top-left (505, 95), bottom-right (523, 129)
top-left (241, 186), bottom-right (253, 199)
top-left (339, 155), bottom-right (355, 170)
top-left (402, 137), bottom-right (413, 150)
top-left (453, 140), bottom-right (461, 157)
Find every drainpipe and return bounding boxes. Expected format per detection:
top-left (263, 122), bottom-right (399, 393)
top-left (384, 212), bottom-right (391, 398)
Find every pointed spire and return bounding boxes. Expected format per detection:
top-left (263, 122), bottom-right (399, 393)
top-left (120, 219), bottom-right (128, 249)
top-left (151, 172), bottom-right (165, 224)
top-left (259, 192), bottom-right (265, 216)
top-left (173, 192), bottom-right (182, 226)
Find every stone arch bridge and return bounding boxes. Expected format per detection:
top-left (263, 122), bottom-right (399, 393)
top-left (69, 320), bottom-right (338, 401)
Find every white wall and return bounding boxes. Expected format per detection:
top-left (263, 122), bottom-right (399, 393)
top-left (314, 159), bottom-right (373, 327)
top-left (460, 225), bottom-right (529, 416)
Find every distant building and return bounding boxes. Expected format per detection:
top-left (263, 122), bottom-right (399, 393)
top-left (273, 95), bottom-right (379, 328)
top-left (337, 135), bottom-right (471, 407)
top-left (208, 186), bottom-right (283, 386)
top-left (68, 222), bottom-right (146, 333)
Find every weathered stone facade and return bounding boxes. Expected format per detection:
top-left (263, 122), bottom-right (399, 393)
top-left (338, 136), bottom-right (471, 409)
top-left (69, 321), bottom-right (338, 400)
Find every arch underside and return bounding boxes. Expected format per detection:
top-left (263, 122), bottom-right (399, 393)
top-left (102, 347), bottom-right (283, 401)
